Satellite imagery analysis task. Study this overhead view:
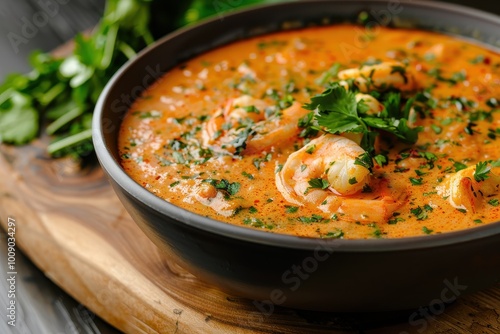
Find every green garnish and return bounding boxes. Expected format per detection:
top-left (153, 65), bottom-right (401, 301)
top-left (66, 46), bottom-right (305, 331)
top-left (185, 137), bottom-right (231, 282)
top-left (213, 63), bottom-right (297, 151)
top-left (454, 161), bottom-right (468, 172)
top-left (422, 226), bottom-right (433, 234)
top-left (323, 228), bottom-right (344, 239)
top-left (303, 84), bottom-right (422, 154)
top-left (409, 177), bottom-right (423, 186)
top-left (354, 152), bottom-right (374, 172)
top-left (203, 178), bottom-right (241, 196)
top-left (285, 206), bottom-right (299, 214)
top-left (307, 178), bottom-right (329, 190)
top-left (0, 0), bottom-right (154, 158)
top-left (474, 161), bottom-right (491, 182)
top-left (410, 205), bottom-right (433, 220)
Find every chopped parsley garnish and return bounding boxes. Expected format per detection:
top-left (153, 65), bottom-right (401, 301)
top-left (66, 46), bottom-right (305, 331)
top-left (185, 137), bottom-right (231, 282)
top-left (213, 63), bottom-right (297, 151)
top-left (422, 226), bottom-right (433, 234)
top-left (323, 228), bottom-right (344, 239)
top-left (243, 217), bottom-right (274, 230)
top-left (454, 161), bottom-right (468, 172)
top-left (305, 145), bottom-right (316, 154)
top-left (410, 205), bottom-right (433, 220)
top-left (374, 153), bottom-right (388, 167)
top-left (348, 177), bottom-right (358, 185)
top-left (298, 214), bottom-right (326, 223)
top-left (409, 177), bottom-right (423, 186)
top-left (430, 124), bottom-right (442, 134)
top-left (307, 178), bottom-right (330, 190)
top-left (488, 199), bottom-right (499, 207)
top-left (242, 171), bottom-right (254, 180)
top-left (242, 105), bottom-right (260, 113)
top-left (469, 55), bottom-right (485, 64)
top-left (388, 217), bottom-right (404, 225)
top-left (285, 205), bottom-right (299, 213)
top-left (203, 179), bottom-right (241, 196)
top-left (298, 112), bottom-right (320, 138)
top-left (415, 169), bottom-right (427, 177)
top-left (354, 152), bottom-right (374, 172)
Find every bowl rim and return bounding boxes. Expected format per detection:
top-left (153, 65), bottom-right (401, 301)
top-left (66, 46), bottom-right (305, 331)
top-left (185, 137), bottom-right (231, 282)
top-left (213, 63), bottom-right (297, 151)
top-left (93, 0), bottom-right (500, 252)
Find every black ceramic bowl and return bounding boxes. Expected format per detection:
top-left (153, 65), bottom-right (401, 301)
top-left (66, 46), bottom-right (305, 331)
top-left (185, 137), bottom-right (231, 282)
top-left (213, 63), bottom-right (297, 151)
top-left (93, 0), bottom-right (500, 312)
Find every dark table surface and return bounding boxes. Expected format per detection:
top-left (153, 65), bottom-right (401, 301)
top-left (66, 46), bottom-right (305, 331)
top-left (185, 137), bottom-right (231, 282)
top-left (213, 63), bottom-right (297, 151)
top-left (0, 2), bottom-right (119, 333)
top-left (0, 0), bottom-right (500, 333)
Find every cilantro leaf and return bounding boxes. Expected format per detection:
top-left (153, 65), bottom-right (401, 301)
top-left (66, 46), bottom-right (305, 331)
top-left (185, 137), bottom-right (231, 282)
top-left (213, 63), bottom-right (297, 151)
top-left (304, 84), bottom-right (422, 153)
top-left (308, 178), bottom-right (329, 190)
top-left (204, 179), bottom-right (241, 197)
top-left (374, 153), bottom-right (388, 166)
top-left (354, 152), bottom-right (374, 172)
top-left (304, 84), bottom-right (358, 116)
top-left (382, 92), bottom-right (401, 118)
top-left (453, 161), bottom-right (467, 172)
top-left (474, 161), bottom-right (491, 182)
top-left (0, 93), bottom-right (38, 145)
top-left (0, 0), bottom-right (155, 159)
top-left (315, 62), bottom-right (341, 87)
top-left (305, 85), bottom-right (366, 134)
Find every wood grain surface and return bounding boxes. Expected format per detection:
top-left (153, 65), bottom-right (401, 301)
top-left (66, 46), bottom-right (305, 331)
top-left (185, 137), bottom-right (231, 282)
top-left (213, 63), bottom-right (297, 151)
top-left (0, 136), bottom-right (499, 334)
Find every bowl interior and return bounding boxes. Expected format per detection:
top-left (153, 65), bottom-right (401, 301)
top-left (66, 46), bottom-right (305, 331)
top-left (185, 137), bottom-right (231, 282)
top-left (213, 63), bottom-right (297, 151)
top-left (93, 0), bottom-right (500, 251)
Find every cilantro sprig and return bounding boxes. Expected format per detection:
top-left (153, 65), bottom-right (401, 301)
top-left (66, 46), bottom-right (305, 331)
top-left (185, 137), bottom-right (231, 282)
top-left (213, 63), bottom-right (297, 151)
top-left (474, 161), bottom-right (491, 182)
top-left (303, 83), bottom-right (422, 154)
top-left (0, 0), bottom-right (154, 158)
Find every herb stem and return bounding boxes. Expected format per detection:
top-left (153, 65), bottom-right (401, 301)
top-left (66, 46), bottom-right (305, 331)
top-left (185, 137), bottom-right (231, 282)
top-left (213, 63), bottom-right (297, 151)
top-left (0, 88), bottom-right (13, 106)
top-left (47, 129), bottom-right (92, 154)
top-left (118, 42), bottom-right (138, 59)
top-left (100, 24), bottom-right (118, 69)
top-left (39, 83), bottom-right (66, 106)
top-left (46, 106), bottom-right (83, 135)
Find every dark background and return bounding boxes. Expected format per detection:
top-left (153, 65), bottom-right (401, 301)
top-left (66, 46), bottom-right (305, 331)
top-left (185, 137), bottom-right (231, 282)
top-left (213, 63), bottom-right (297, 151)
top-left (0, 0), bottom-right (499, 333)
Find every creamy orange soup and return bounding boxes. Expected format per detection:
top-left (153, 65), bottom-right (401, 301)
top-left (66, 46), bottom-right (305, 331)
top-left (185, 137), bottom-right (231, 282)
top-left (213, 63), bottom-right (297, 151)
top-left (119, 25), bottom-right (500, 239)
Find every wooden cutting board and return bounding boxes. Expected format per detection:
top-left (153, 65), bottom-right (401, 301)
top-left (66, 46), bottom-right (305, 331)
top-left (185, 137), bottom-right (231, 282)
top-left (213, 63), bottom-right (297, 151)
top-left (1, 138), bottom-right (499, 334)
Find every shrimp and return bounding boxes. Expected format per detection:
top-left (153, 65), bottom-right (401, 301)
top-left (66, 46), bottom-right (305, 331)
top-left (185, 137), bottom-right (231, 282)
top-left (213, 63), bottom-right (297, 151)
top-left (202, 95), bottom-right (309, 154)
top-left (424, 42), bottom-right (462, 63)
top-left (202, 95), bottom-right (268, 147)
top-left (355, 93), bottom-right (385, 115)
top-left (244, 102), bottom-right (308, 155)
top-left (437, 166), bottom-right (500, 213)
top-left (276, 134), bottom-right (407, 223)
top-left (194, 182), bottom-right (240, 217)
top-left (338, 61), bottom-right (416, 92)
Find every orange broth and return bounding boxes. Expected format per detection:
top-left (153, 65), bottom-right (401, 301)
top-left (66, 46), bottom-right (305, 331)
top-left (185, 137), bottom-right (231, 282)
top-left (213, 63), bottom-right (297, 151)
top-left (119, 25), bottom-right (500, 239)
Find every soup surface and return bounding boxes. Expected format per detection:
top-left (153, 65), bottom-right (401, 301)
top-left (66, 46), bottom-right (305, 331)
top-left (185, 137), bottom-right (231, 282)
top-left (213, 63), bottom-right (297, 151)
top-left (119, 24), bottom-right (500, 239)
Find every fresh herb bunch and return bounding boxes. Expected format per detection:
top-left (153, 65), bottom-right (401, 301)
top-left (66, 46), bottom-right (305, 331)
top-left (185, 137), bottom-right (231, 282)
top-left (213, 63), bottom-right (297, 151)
top-left (0, 0), bottom-right (153, 159)
top-left (0, 0), bottom-right (275, 160)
